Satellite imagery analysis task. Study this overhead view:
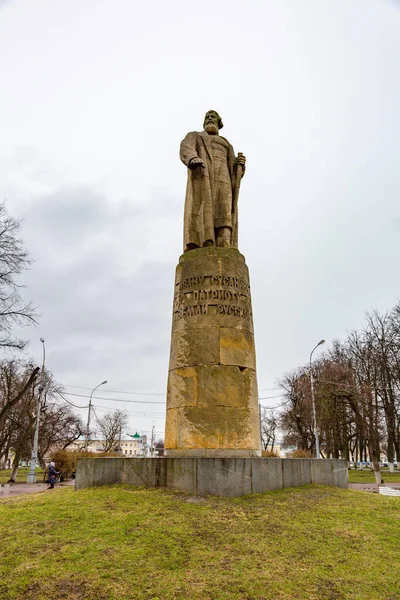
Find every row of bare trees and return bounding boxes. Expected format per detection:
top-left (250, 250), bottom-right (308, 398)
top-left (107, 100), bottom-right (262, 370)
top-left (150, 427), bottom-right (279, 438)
top-left (0, 202), bottom-right (135, 478)
top-left (0, 202), bottom-right (86, 479)
top-left (0, 359), bottom-right (83, 480)
top-left (271, 306), bottom-right (400, 483)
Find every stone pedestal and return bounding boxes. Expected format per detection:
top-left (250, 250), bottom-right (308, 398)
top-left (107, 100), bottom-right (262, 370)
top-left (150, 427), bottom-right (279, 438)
top-left (165, 247), bottom-right (261, 457)
top-left (75, 458), bottom-right (349, 497)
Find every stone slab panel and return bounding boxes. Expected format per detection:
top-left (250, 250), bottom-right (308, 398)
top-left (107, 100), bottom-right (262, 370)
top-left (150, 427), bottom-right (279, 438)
top-left (282, 459), bottom-right (312, 488)
top-left (172, 308), bottom-right (254, 335)
top-left (93, 458), bottom-right (122, 487)
top-left (219, 327), bottom-right (256, 369)
top-left (169, 327), bottom-right (220, 370)
top-left (197, 364), bottom-right (246, 407)
top-left (164, 407), bottom-right (192, 449)
top-left (332, 459), bottom-right (348, 488)
top-left (123, 458), bottom-right (157, 487)
top-left (163, 458), bottom-right (197, 493)
top-left (243, 368), bottom-right (260, 411)
top-left (180, 405), bottom-right (261, 450)
top-left (167, 367), bottom-right (198, 409)
top-left (251, 458), bottom-right (283, 493)
top-left (196, 458), bottom-right (252, 497)
top-left (310, 459), bottom-right (333, 486)
top-left (75, 458), bottom-right (95, 490)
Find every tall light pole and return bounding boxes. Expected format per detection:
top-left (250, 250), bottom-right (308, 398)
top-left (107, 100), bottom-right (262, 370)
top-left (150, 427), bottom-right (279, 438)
top-left (309, 339), bottom-right (325, 459)
top-left (27, 338), bottom-right (46, 484)
top-left (84, 380), bottom-right (107, 450)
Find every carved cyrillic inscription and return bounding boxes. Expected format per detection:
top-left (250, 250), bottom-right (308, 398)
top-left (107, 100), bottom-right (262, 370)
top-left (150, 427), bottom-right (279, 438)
top-left (173, 273), bottom-right (252, 322)
top-left (179, 275), bottom-right (250, 294)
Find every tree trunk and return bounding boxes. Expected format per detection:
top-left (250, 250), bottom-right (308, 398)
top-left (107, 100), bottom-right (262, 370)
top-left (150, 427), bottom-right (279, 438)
top-left (373, 462), bottom-right (382, 485)
top-left (8, 453), bottom-right (20, 483)
top-left (370, 448), bottom-right (382, 485)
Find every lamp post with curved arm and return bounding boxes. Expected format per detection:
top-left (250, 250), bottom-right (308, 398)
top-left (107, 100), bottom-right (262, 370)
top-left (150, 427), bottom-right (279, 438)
top-left (84, 380), bottom-right (107, 450)
top-left (309, 339), bottom-right (325, 459)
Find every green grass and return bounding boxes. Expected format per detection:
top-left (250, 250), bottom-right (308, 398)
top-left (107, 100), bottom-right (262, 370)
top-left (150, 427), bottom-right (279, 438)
top-left (0, 485), bottom-right (400, 599)
top-left (348, 469), bottom-right (400, 484)
top-left (0, 467), bottom-right (43, 484)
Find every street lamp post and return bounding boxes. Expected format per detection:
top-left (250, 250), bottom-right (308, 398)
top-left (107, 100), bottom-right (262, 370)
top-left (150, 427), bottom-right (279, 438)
top-left (309, 339), bottom-right (325, 459)
top-left (27, 338), bottom-right (46, 484)
top-left (84, 380), bottom-right (107, 450)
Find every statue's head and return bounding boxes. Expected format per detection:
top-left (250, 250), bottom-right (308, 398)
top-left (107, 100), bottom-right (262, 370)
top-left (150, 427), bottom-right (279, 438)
top-left (203, 110), bottom-right (223, 134)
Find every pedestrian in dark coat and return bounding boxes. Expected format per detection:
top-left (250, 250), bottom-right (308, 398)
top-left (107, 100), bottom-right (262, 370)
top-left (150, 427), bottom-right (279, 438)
top-left (48, 461), bottom-right (59, 489)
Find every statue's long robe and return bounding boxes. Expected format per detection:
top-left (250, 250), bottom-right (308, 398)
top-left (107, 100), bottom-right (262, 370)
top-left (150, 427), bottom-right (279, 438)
top-left (180, 130), bottom-right (239, 251)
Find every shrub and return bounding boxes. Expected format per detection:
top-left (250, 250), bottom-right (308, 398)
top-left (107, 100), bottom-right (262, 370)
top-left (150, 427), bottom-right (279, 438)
top-left (50, 450), bottom-right (79, 481)
top-left (262, 450), bottom-right (280, 458)
top-left (49, 450), bottom-right (122, 481)
top-left (286, 449), bottom-right (313, 458)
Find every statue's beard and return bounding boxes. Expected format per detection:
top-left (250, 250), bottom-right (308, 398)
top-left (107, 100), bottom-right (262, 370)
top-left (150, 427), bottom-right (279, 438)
top-left (205, 123), bottom-right (218, 135)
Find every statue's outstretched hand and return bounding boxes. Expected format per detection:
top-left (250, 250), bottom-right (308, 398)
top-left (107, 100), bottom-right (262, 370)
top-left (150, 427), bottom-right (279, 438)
top-left (189, 157), bottom-right (205, 169)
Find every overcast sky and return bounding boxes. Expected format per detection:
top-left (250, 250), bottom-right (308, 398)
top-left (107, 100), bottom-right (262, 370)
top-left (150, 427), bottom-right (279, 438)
top-left (1, 0), bottom-right (399, 439)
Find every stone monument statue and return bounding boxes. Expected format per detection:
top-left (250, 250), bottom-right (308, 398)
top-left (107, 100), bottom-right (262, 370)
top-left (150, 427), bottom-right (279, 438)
top-left (164, 111), bottom-right (261, 458)
top-left (180, 110), bottom-right (246, 252)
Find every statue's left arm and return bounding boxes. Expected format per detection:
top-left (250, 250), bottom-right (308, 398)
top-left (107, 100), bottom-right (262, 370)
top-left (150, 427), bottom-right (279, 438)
top-left (180, 132), bottom-right (201, 168)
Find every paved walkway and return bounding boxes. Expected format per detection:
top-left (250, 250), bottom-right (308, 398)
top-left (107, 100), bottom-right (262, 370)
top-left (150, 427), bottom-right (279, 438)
top-left (348, 482), bottom-right (400, 493)
top-left (0, 480), bottom-right (74, 499)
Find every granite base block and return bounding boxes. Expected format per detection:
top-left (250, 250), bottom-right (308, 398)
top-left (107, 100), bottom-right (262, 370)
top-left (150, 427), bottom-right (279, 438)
top-left (75, 457), bottom-right (348, 497)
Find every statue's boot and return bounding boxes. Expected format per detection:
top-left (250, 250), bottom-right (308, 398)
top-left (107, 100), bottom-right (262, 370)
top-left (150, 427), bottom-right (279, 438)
top-left (216, 227), bottom-right (231, 248)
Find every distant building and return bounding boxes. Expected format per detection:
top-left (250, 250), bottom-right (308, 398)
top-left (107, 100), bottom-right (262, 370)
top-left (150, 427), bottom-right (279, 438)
top-left (120, 433), bottom-right (144, 457)
top-left (67, 432), bottom-right (147, 456)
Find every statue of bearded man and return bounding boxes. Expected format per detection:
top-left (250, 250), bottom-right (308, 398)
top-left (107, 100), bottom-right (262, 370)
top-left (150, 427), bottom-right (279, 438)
top-left (180, 110), bottom-right (246, 252)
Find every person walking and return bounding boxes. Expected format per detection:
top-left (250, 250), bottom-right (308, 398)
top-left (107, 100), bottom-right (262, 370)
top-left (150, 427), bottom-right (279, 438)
top-left (47, 461), bottom-right (60, 490)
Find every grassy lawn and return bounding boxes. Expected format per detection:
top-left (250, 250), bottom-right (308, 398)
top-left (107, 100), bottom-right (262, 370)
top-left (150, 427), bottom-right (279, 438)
top-left (0, 467), bottom-right (43, 484)
top-left (0, 485), bottom-right (400, 600)
top-left (348, 469), bottom-right (400, 484)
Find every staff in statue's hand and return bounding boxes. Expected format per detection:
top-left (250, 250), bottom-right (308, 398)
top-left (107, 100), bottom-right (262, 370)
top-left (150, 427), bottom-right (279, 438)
top-left (233, 151), bottom-right (246, 213)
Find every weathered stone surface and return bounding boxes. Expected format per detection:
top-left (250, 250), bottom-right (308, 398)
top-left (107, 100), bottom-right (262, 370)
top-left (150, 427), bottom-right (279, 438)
top-left (251, 458), bottom-right (283, 493)
top-left (169, 327), bottom-right (219, 370)
top-left (282, 459), bottom-right (312, 488)
top-left (220, 327), bottom-right (256, 369)
top-left (197, 365), bottom-right (246, 407)
top-left (172, 247), bottom-right (254, 335)
top-left (165, 246), bottom-right (261, 457)
top-left (165, 404), bottom-right (260, 452)
top-left (181, 110), bottom-right (246, 252)
top-left (75, 458), bottom-right (348, 496)
top-left (166, 448), bottom-right (261, 458)
top-left (166, 367), bottom-right (198, 408)
top-left (196, 458), bottom-right (252, 496)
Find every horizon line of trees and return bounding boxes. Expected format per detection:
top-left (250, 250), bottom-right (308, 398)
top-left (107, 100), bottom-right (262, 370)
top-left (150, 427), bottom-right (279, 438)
top-left (266, 303), bottom-right (400, 483)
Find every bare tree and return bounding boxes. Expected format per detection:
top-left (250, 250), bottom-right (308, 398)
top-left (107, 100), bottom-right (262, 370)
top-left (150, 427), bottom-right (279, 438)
top-left (279, 369), bottom-right (315, 452)
top-left (260, 409), bottom-right (278, 451)
top-left (96, 409), bottom-right (128, 453)
top-left (0, 359), bottom-right (39, 462)
top-left (0, 202), bottom-right (38, 350)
